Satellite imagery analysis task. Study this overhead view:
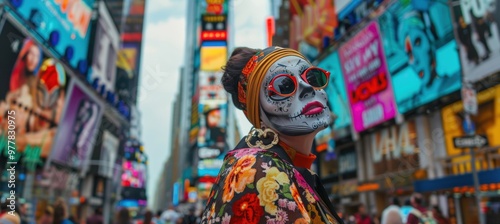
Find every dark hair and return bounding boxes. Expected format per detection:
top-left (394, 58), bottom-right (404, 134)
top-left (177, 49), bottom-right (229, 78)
top-left (432, 205), bottom-right (443, 215)
top-left (53, 198), bottom-right (68, 224)
top-left (392, 197), bottom-right (401, 206)
top-left (95, 207), bottom-right (103, 215)
top-left (116, 208), bottom-right (131, 224)
top-left (412, 193), bottom-right (423, 206)
top-left (221, 47), bottom-right (260, 110)
top-left (156, 210), bottom-right (162, 217)
top-left (404, 199), bottom-right (411, 206)
top-left (143, 210), bottom-right (153, 224)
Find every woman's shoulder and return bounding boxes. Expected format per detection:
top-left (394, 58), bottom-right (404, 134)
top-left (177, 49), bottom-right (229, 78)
top-left (224, 147), bottom-right (294, 170)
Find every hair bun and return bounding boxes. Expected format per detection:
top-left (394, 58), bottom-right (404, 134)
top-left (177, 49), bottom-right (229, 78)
top-left (221, 47), bottom-right (260, 110)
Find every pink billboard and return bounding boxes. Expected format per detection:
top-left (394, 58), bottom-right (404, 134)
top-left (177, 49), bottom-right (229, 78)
top-left (339, 21), bottom-right (397, 133)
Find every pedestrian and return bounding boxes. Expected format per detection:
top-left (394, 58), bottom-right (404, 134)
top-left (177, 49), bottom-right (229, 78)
top-left (200, 46), bottom-right (343, 223)
top-left (381, 197), bottom-right (402, 224)
top-left (137, 210), bottom-right (154, 224)
top-left (182, 207), bottom-right (198, 224)
top-left (431, 205), bottom-right (450, 224)
top-left (399, 199), bottom-right (413, 223)
top-left (160, 205), bottom-right (180, 224)
top-left (115, 208), bottom-right (132, 224)
top-left (36, 205), bottom-right (54, 224)
top-left (407, 193), bottom-right (437, 224)
top-left (86, 207), bottom-right (104, 224)
top-left (53, 198), bottom-right (73, 224)
top-left (354, 204), bottom-right (372, 224)
top-left (153, 210), bottom-right (164, 224)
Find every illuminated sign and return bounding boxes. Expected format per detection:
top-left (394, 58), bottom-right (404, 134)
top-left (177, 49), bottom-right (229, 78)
top-left (339, 21), bottom-right (397, 132)
top-left (200, 45), bottom-right (227, 71)
top-left (204, 0), bottom-right (226, 15)
top-left (200, 30), bottom-right (227, 41)
top-left (198, 147), bottom-right (222, 159)
top-left (201, 14), bottom-right (227, 32)
top-left (9, 0), bottom-right (95, 74)
top-left (199, 71), bottom-right (226, 104)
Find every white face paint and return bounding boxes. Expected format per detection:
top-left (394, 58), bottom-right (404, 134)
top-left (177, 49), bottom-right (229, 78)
top-left (259, 55), bottom-right (331, 136)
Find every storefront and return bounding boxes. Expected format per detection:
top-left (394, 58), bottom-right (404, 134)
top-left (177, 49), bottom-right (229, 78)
top-left (362, 119), bottom-right (421, 214)
top-left (413, 84), bottom-right (500, 223)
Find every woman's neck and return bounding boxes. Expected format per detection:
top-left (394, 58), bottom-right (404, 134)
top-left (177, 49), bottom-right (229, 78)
top-left (278, 132), bottom-right (316, 155)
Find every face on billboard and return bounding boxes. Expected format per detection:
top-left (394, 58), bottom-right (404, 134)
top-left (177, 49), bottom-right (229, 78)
top-left (9, 0), bottom-right (94, 73)
top-left (0, 18), bottom-right (69, 164)
top-left (378, 0), bottom-right (462, 113)
top-left (198, 104), bottom-right (227, 148)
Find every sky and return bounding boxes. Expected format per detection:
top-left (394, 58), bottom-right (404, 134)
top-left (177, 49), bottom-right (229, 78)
top-left (138, 0), bottom-right (270, 204)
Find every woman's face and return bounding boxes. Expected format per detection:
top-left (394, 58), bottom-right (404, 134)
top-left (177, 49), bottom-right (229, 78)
top-left (259, 55), bottom-right (331, 136)
top-left (26, 45), bottom-right (41, 72)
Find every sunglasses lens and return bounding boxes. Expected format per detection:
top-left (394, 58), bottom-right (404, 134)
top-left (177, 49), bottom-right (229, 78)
top-left (272, 75), bottom-right (296, 95)
top-left (305, 69), bottom-right (328, 87)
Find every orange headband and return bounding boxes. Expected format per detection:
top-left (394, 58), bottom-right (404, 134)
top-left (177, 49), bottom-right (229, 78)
top-left (237, 47), bottom-right (306, 129)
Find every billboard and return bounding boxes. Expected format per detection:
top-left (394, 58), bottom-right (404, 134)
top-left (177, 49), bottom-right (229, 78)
top-left (289, 0), bottom-right (337, 61)
top-left (317, 51), bottom-right (351, 130)
top-left (199, 71), bottom-right (227, 104)
top-left (0, 18), bottom-right (69, 166)
top-left (89, 1), bottom-right (120, 92)
top-left (378, 0), bottom-right (462, 114)
top-left (8, 0), bottom-right (95, 73)
top-left (197, 103), bottom-right (227, 149)
top-left (50, 80), bottom-right (103, 171)
top-left (197, 157), bottom-right (224, 177)
top-left (200, 44), bottom-right (227, 71)
top-left (339, 21), bottom-right (397, 133)
top-left (121, 160), bottom-right (146, 188)
top-left (450, 0), bottom-right (500, 82)
top-left (201, 0), bottom-right (229, 15)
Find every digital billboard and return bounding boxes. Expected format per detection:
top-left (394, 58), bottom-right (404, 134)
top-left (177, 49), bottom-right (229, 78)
top-left (289, 0), bottom-right (337, 61)
top-left (378, 0), bottom-right (462, 114)
top-left (50, 80), bottom-right (103, 171)
top-left (121, 160), bottom-right (146, 188)
top-left (200, 44), bottom-right (227, 71)
top-left (8, 0), bottom-right (95, 73)
top-left (197, 103), bottom-right (227, 149)
top-left (339, 21), bottom-right (397, 133)
top-left (450, 0), bottom-right (500, 83)
top-left (317, 51), bottom-right (351, 130)
top-left (0, 18), bottom-right (70, 167)
top-left (199, 71), bottom-right (227, 104)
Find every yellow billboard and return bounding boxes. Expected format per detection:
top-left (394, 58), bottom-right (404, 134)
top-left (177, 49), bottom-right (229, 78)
top-left (441, 85), bottom-right (500, 174)
top-left (200, 46), bottom-right (227, 71)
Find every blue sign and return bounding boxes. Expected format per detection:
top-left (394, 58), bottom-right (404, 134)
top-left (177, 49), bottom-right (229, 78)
top-left (9, 0), bottom-right (94, 74)
top-left (317, 51), bottom-right (351, 130)
top-left (378, 0), bottom-right (462, 113)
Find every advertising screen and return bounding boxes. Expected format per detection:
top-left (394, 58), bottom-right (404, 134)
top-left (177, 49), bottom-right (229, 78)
top-left (450, 0), bottom-right (500, 82)
top-left (200, 44), bottom-right (227, 71)
top-left (0, 18), bottom-right (70, 166)
top-left (198, 103), bottom-right (227, 149)
top-left (378, 0), bottom-right (462, 114)
top-left (121, 160), bottom-right (146, 188)
top-left (317, 51), bottom-right (351, 130)
top-left (98, 130), bottom-right (119, 178)
top-left (50, 81), bottom-right (103, 170)
top-left (197, 157), bottom-right (224, 177)
top-left (8, 0), bottom-right (94, 73)
top-left (199, 71), bottom-right (227, 104)
top-left (289, 0), bottom-right (337, 61)
top-left (339, 21), bottom-right (397, 133)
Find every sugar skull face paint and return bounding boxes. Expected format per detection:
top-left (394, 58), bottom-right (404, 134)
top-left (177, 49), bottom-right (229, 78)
top-left (259, 56), bottom-right (332, 136)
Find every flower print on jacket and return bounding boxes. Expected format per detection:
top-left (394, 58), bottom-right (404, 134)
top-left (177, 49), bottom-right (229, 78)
top-left (200, 148), bottom-right (340, 224)
top-left (222, 155), bottom-right (257, 202)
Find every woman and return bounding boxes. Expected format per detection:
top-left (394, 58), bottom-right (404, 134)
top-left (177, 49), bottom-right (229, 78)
top-left (115, 208), bottom-right (132, 224)
top-left (200, 46), bottom-right (343, 223)
top-left (53, 198), bottom-right (73, 224)
top-left (10, 38), bottom-right (42, 92)
top-left (37, 205), bottom-right (54, 224)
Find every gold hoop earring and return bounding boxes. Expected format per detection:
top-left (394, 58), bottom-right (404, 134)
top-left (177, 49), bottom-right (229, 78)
top-left (245, 128), bottom-right (279, 150)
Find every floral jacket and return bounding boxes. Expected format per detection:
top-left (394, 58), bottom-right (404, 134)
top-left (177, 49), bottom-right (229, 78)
top-left (201, 140), bottom-right (343, 224)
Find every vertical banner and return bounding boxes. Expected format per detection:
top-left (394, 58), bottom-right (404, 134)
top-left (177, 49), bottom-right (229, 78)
top-left (378, 0), bottom-right (461, 114)
top-left (339, 21), bottom-right (397, 133)
top-left (451, 0), bottom-right (500, 82)
top-left (0, 18), bottom-right (69, 165)
top-left (197, 103), bottom-right (227, 149)
top-left (50, 81), bottom-right (103, 171)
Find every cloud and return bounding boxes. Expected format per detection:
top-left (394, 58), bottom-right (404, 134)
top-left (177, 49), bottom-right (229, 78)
top-left (139, 15), bottom-right (186, 201)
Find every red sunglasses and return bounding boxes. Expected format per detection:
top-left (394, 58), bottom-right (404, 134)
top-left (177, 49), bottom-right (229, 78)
top-left (267, 67), bottom-right (330, 98)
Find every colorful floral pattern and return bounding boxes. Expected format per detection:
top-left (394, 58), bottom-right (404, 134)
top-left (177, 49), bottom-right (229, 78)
top-left (201, 148), bottom-right (340, 224)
